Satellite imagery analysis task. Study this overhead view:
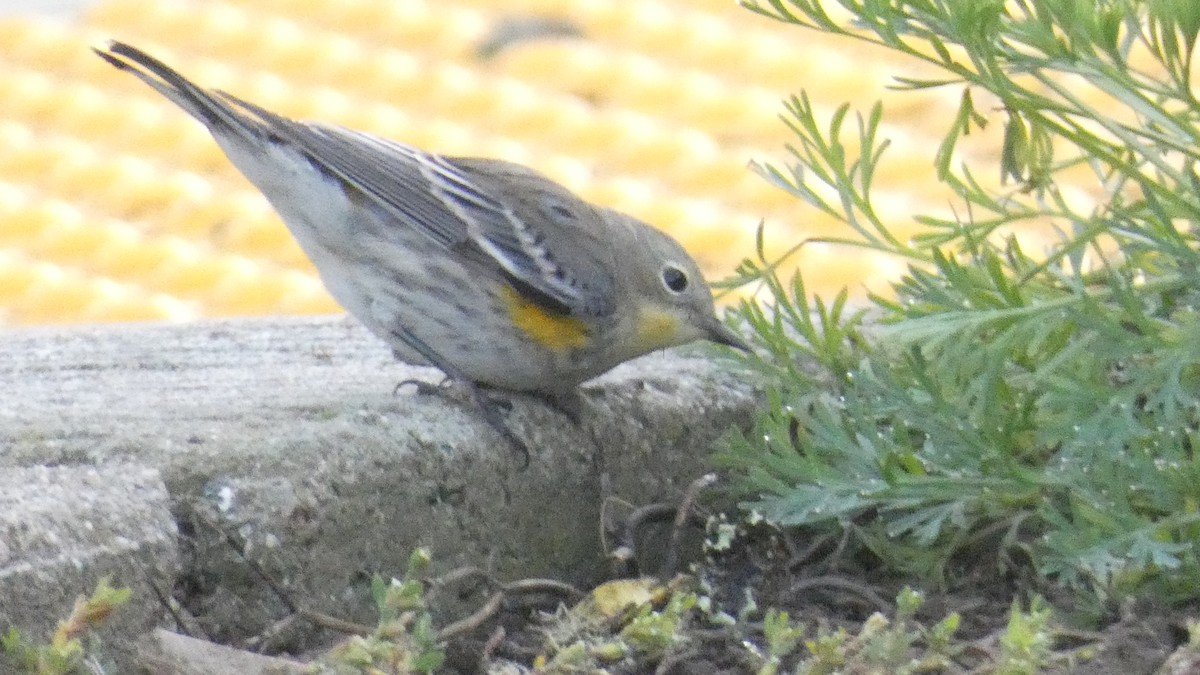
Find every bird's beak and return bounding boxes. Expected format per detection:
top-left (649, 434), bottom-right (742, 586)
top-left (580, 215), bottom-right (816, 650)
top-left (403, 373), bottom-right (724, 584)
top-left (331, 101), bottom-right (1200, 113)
top-left (705, 316), bottom-right (751, 352)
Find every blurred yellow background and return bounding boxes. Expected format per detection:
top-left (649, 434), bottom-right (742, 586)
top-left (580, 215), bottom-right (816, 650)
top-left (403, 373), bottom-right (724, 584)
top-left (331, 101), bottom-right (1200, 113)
top-left (0, 0), bottom-right (999, 325)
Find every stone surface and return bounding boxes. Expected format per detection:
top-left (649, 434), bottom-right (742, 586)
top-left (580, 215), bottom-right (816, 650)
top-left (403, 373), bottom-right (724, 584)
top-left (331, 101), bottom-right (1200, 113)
top-left (0, 315), bottom-right (761, 651)
top-left (0, 463), bottom-right (178, 671)
top-left (135, 628), bottom-right (307, 674)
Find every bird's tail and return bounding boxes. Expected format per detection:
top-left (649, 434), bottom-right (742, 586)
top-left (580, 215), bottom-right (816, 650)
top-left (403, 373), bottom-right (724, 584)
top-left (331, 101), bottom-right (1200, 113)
top-left (94, 41), bottom-right (259, 142)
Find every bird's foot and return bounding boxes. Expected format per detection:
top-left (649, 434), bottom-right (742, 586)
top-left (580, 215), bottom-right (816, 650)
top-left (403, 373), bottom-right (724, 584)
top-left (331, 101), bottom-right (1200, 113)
top-left (395, 377), bottom-right (527, 466)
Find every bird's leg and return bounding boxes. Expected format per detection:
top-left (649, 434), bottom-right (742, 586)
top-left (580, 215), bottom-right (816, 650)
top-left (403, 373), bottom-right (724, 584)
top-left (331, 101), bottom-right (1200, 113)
top-left (394, 376), bottom-right (529, 467)
top-left (527, 388), bottom-right (587, 425)
top-left (463, 383), bottom-right (530, 468)
top-left (387, 329), bottom-right (529, 466)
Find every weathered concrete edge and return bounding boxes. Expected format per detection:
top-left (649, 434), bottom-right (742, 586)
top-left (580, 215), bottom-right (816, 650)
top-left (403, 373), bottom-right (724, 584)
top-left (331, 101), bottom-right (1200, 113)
top-left (0, 463), bottom-right (179, 672)
top-left (0, 314), bottom-right (763, 662)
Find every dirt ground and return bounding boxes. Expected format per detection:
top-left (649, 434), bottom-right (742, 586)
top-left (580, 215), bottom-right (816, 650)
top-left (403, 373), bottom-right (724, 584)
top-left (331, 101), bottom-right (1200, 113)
top-left (153, 497), bottom-right (1197, 673)
top-left (428, 518), bottom-right (1196, 674)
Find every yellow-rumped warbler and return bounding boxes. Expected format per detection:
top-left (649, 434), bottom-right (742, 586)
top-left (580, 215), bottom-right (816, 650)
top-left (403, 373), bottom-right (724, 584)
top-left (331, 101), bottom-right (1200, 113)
top-left (96, 41), bottom-right (748, 457)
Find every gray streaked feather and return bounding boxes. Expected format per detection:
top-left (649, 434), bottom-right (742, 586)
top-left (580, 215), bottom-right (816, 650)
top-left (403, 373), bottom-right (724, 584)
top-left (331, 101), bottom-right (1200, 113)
top-left (221, 95), bottom-right (617, 316)
top-left (97, 41), bottom-right (619, 318)
top-left (213, 94), bottom-right (474, 250)
top-left (445, 158), bottom-right (617, 316)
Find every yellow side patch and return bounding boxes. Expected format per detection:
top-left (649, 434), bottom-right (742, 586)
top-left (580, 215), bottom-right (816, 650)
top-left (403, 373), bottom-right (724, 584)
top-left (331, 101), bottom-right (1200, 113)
top-left (500, 284), bottom-right (589, 351)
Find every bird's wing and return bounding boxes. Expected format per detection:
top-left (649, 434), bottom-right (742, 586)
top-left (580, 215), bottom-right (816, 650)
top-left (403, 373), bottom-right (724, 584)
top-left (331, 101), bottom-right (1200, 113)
top-left (96, 41), bottom-right (616, 316)
top-left (225, 101), bottom-right (617, 316)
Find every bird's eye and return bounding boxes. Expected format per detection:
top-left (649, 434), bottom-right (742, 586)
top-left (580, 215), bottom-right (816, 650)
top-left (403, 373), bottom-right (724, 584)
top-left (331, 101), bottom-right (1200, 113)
top-left (661, 265), bottom-right (689, 293)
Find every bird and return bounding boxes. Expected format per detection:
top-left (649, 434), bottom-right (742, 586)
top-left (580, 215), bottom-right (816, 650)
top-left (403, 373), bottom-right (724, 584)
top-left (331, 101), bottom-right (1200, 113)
top-left (95, 41), bottom-right (748, 461)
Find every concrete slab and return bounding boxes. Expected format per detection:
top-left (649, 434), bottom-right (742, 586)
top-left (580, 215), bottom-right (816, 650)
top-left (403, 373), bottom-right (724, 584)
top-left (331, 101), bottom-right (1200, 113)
top-left (0, 315), bottom-right (760, 649)
top-left (0, 463), bottom-right (178, 671)
top-left (135, 628), bottom-right (307, 675)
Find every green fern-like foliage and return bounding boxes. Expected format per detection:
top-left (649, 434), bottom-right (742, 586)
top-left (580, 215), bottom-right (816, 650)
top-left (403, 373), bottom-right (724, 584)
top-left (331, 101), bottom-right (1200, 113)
top-left (722, 0), bottom-right (1200, 602)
